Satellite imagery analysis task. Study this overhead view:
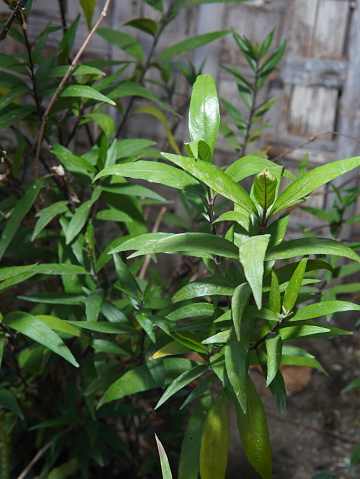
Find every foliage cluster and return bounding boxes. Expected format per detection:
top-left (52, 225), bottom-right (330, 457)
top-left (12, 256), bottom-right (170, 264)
top-left (0, 1), bottom-right (359, 478)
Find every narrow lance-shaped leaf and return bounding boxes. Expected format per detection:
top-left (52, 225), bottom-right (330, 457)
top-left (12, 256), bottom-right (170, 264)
top-left (155, 435), bottom-right (173, 479)
top-left (179, 395), bottom-right (211, 479)
top-left (236, 375), bottom-right (272, 479)
top-left (266, 238), bottom-right (360, 264)
top-left (79, 0), bottom-right (95, 29)
top-left (225, 323), bottom-right (253, 413)
top-left (60, 85), bottom-right (116, 106)
top-left (289, 300), bottom-right (360, 322)
top-left (189, 74), bottom-right (220, 156)
top-left (32, 200), bottom-right (69, 241)
top-left (0, 178), bottom-right (44, 260)
top-left (271, 156), bottom-right (360, 216)
top-left (162, 153), bottom-right (257, 216)
top-left (94, 161), bottom-right (201, 193)
top-left (232, 282), bottom-right (252, 340)
top-left (97, 28), bottom-right (144, 61)
top-left (199, 391), bottom-right (230, 479)
top-left (155, 364), bottom-right (208, 410)
top-left (239, 235), bottom-right (270, 309)
top-left (154, 31), bottom-right (229, 63)
top-left (265, 332), bottom-right (282, 386)
top-left (4, 312), bottom-right (79, 367)
top-left (282, 257), bottom-right (308, 314)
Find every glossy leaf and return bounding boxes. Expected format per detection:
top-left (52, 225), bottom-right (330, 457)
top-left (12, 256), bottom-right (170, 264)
top-left (150, 340), bottom-right (192, 360)
top-left (85, 289), bottom-right (103, 322)
top-left (236, 375), bottom-right (272, 479)
top-left (189, 74), bottom-right (219, 156)
top-left (162, 153), bottom-right (257, 215)
top-left (239, 235), bottom-right (270, 309)
top-left (179, 396), bottom-right (211, 479)
top-left (155, 31), bottom-right (228, 63)
top-left (253, 168), bottom-right (277, 211)
top-left (128, 233), bottom-right (239, 260)
top-left (155, 364), bottom-right (208, 409)
top-left (173, 277), bottom-right (235, 303)
top-left (5, 312), bottom-right (79, 367)
top-left (180, 374), bottom-right (218, 410)
top-left (289, 301), bottom-right (360, 322)
top-left (279, 321), bottom-right (351, 340)
top-left (199, 391), bottom-right (230, 479)
top-left (266, 238), bottom-right (360, 263)
top-left (225, 326), bottom-right (252, 413)
top-left (36, 315), bottom-right (81, 337)
top-left (265, 332), bottom-right (282, 386)
top-left (0, 178), bottom-right (44, 260)
top-left (66, 321), bottom-right (136, 334)
top-left (232, 283), bottom-right (252, 340)
top-left (95, 161), bottom-right (200, 192)
top-left (155, 435), bottom-right (173, 479)
top-left (65, 187), bottom-right (101, 244)
top-left (271, 156), bottom-right (360, 216)
top-left (60, 84), bottom-right (116, 105)
top-left (97, 28), bottom-right (144, 61)
top-left (282, 257), bottom-right (308, 314)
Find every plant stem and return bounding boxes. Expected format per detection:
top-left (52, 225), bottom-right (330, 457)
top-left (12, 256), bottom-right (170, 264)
top-left (0, 0), bottom-right (28, 42)
top-left (241, 67), bottom-right (259, 157)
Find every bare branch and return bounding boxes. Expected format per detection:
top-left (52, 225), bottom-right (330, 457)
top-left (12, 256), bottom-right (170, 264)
top-left (0, 0), bottom-right (28, 42)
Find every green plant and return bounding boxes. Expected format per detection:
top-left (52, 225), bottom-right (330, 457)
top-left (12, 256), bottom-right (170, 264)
top-left (220, 30), bottom-right (286, 156)
top-left (95, 74), bottom-right (360, 479)
top-left (0, 1), bottom-right (254, 477)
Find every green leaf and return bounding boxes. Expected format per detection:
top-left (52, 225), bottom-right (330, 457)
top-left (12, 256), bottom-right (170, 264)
top-left (4, 312), bottom-right (79, 367)
top-left (179, 396), bottom-right (211, 479)
top-left (0, 389), bottom-right (24, 419)
top-left (65, 187), bottom-right (101, 244)
top-left (134, 106), bottom-right (181, 154)
top-left (154, 31), bottom-right (229, 63)
top-left (236, 375), bottom-right (272, 479)
top-left (94, 161), bottom-right (200, 193)
top-left (232, 283), bottom-right (252, 340)
top-left (155, 364), bottom-right (208, 409)
top-left (253, 168), bottom-right (278, 211)
top-left (239, 235), bottom-right (270, 309)
top-left (109, 233), bottom-right (171, 255)
top-left (189, 74), bottom-right (220, 156)
top-left (265, 332), bottom-right (282, 386)
top-left (349, 443), bottom-right (360, 472)
top-left (0, 104), bottom-right (33, 130)
top-left (113, 254), bottom-right (140, 304)
top-left (279, 321), bottom-right (351, 340)
top-left (128, 232), bottom-right (239, 260)
top-left (18, 292), bottom-right (86, 305)
top-left (271, 156), bottom-right (360, 216)
top-left (173, 277), bottom-right (235, 303)
top-left (257, 349), bottom-right (286, 414)
top-left (155, 435), bottom-right (173, 479)
top-left (342, 376), bottom-right (360, 394)
top-left (266, 238), bottom-right (360, 263)
top-left (45, 64), bottom-right (106, 78)
top-left (79, 0), bottom-right (95, 29)
top-left (225, 325), bottom-right (252, 413)
top-left (97, 28), bottom-right (144, 61)
top-left (32, 201), bottom-right (69, 241)
top-left (282, 257), bottom-right (308, 314)
top-left (85, 289), bottom-right (103, 322)
top-left (107, 82), bottom-right (176, 113)
top-left (85, 113), bottom-right (115, 141)
top-left (199, 392), bottom-right (230, 479)
top-left (98, 365), bottom-right (158, 408)
top-left (66, 321), bottom-right (136, 334)
top-left (289, 301), bottom-right (360, 322)
top-left (125, 18), bottom-right (158, 36)
top-left (162, 153), bottom-right (257, 216)
top-left (180, 375), bottom-right (218, 410)
top-left (0, 178), bottom-right (44, 260)
top-left (0, 86), bottom-right (29, 111)
top-left (52, 142), bottom-right (97, 174)
top-left (0, 335), bottom-right (5, 369)
top-left (36, 315), bottom-right (81, 337)
top-left (45, 458), bottom-right (79, 479)
top-left (142, 0), bottom-right (163, 11)
top-left (150, 340), bottom-right (192, 360)
top-left (60, 84), bottom-right (116, 105)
